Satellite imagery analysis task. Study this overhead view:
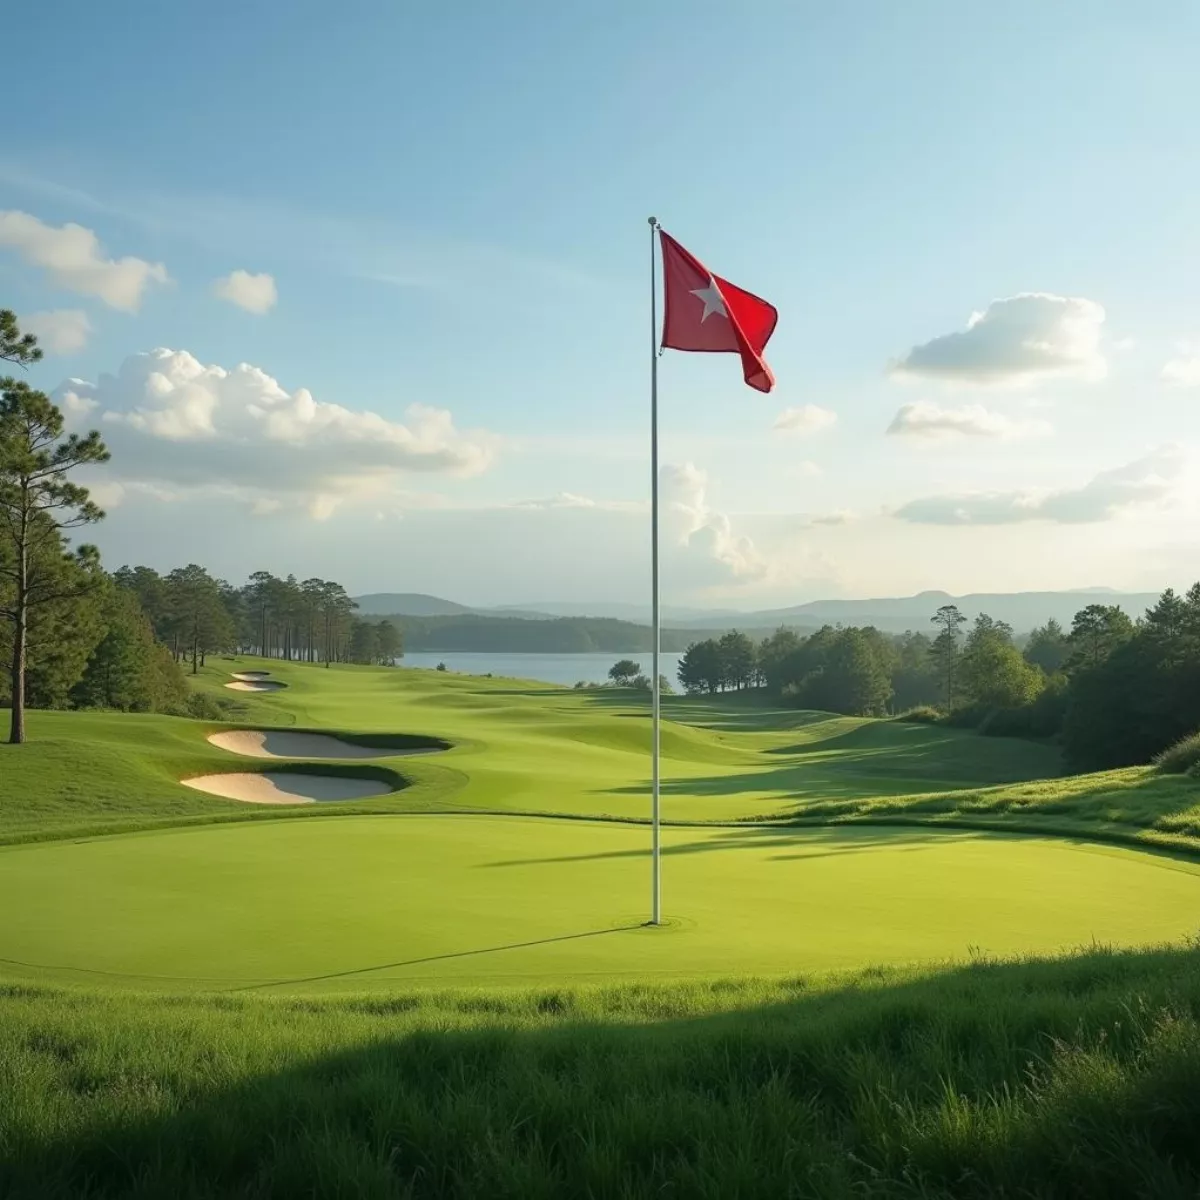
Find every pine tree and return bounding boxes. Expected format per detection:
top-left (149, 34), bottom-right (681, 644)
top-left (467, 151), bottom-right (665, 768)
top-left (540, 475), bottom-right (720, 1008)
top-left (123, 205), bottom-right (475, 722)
top-left (929, 604), bottom-right (967, 709)
top-left (0, 380), bottom-right (109, 743)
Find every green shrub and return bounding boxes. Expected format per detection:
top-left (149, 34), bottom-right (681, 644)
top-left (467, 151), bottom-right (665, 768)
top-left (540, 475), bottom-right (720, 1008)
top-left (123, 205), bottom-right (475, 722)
top-left (944, 701), bottom-right (990, 729)
top-left (893, 705), bottom-right (942, 724)
top-left (981, 672), bottom-right (1069, 741)
top-left (177, 693), bottom-right (246, 722)
top-left (1155, 730), bottom-right (1200, 774)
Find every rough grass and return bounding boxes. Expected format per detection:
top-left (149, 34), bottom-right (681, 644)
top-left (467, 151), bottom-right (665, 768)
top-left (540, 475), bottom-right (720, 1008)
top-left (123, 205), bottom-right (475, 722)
top-left (786, 766), bottom-right (1200, 858)
top-left (4, 945), bottom-right (1200, 1198)
top-left (1156, 730), bottom-right (1200, 775)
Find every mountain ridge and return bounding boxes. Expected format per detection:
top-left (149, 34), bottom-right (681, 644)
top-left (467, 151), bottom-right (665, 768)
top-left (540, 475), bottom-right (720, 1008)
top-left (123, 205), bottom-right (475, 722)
top-left (352, 588), bottom-right (1165, 634)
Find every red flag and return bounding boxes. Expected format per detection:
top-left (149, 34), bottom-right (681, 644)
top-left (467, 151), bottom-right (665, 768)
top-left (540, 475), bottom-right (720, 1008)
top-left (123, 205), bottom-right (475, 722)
top-left (659, 230), bottom-right (778, 392)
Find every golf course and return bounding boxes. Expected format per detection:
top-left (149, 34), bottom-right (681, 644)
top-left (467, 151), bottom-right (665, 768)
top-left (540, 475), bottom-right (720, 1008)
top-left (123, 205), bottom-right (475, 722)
top-left (7, 660), bottom-right (1200, 1196)
top-left (4, 657), bottom-right (1200, 993)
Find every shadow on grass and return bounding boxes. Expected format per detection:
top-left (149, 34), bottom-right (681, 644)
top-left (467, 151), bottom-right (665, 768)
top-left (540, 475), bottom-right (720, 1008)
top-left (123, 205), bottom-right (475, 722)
top-left (233, 924), bottom-right (644, 991)
top-left (479, 825), bottom-right (987, 869)
top-left (217, 727), bottom-right (454, 756)
top-left (604, 756), bottom-right (995, 801)
top-left (5, 944), bottom-right (1200, 1197)
top-left (577, 687), bottom-right (828, 733)
top-left (602, 731), bottom-right (1065, 802)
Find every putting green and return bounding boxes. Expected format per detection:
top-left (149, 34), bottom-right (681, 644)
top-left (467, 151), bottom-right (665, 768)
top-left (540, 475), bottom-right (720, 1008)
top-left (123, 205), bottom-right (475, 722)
top-left (3, 815), bottom-right (1198, 992)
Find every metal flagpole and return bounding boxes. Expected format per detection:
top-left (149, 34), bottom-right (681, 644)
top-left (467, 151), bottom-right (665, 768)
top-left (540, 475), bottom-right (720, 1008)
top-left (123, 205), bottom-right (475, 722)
top-left (648, 215), bottom-right (662, 926)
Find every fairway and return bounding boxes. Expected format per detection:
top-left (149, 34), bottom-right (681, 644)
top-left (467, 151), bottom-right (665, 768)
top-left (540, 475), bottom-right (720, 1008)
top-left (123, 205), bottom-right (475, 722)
top-left (6, 658), bottom-right (1200, 996)
top-left (3, 814), bottom-right (1198, 991)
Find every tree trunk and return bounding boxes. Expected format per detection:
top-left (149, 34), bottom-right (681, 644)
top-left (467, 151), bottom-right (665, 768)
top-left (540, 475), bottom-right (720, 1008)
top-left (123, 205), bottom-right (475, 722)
top-left (9, 512), bottom-right (29, 744)
top-left (192, 630), bottom-right (199, 675)
top-left (9, 554), bottom-right (27, 745)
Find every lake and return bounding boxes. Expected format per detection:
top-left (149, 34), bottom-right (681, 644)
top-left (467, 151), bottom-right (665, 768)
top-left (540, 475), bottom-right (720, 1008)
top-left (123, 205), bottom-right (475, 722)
top-left (399, 651), bottom-right (685, 689)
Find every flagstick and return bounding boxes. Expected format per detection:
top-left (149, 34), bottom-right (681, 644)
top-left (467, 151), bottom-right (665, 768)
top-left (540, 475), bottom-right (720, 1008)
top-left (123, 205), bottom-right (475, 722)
top-left (648, 215), bottom-right (662, 927)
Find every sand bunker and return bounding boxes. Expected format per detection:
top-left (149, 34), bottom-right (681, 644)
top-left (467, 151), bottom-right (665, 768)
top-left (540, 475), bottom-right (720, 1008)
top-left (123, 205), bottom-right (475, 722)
top-left (208, 730), bottom-right (442, 760)
top-left (225, 680), bottom-right (288, 692)
top-left (231, 671), bottom-right (271, 681)
top-left (181, 772), bottom-right (393, 805)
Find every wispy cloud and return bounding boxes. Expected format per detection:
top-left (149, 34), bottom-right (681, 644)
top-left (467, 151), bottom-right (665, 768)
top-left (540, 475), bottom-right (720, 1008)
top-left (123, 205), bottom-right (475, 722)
top-left (894, 446), bottom-right (1184, 525)
top-left (22, 308), bottom-right (92, 353)
top-left (510, 492), bottom-right (647, 513)
top-left (1162, 341), bottom-right (1200, 386)
top-left (887, 400), bottom-right (1052, 441)
top-left (0, 160), bottom-right (600, 300)
top-left (773, 404), bottom-right (837, 435)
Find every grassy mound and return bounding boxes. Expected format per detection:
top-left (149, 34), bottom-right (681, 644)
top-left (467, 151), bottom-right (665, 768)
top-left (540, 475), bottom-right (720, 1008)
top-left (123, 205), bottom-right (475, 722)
top-left (3, 945), bottom-right (1200, 1197)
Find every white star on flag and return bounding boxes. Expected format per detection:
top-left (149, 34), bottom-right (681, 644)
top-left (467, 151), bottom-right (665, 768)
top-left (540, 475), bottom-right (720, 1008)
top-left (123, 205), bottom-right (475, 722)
top-left (689, 278), bottom-right (727, 322)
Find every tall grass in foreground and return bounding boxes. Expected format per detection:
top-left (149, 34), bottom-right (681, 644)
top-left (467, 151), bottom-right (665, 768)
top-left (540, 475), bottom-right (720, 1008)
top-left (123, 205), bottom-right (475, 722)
top-left (4, 944), bottom-right (1200, 1198)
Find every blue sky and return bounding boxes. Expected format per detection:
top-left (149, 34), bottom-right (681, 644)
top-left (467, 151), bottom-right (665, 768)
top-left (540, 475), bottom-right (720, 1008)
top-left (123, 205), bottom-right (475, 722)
top-left (4, 0), bottom-right (1200, 607)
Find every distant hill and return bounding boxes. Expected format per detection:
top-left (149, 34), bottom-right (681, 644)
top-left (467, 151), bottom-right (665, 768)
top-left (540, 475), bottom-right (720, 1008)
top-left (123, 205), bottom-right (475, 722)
top-left (390, 614), bottom-right (714, 654)
top-left (353, 593), bottom-right (556, 620)
top-left (686, 590), bottom-right (1163, 634)
top-left (353, 593), bottom-right (474, 617)
top-left (498, 601), bottom-right (740, 622)
top-left (354, 588), bottom-right (1166, 643)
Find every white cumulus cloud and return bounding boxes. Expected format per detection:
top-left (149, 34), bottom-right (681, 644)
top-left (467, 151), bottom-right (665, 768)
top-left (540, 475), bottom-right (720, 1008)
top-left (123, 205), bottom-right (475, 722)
top-left (887, 400), bottom-right (1052, 441)
top-left (661, 462), bottom-right (766, 585)
top-left (894, 446), bottom-right (1184, 525)
top-left (53, 348), bottom-right (497, 520)
top-left (0, 211), bottom-right (168, 311)
top-left (213, 269), bottom-right (277, 314)
top-left (1162, 342), bottom-right (1200, 386)
top-left (22, 308), bottom-right (92, 354)
top-left (891, 292), bottom-right (1106, 385)
top-left (773, 404), bottom-right (837, 435)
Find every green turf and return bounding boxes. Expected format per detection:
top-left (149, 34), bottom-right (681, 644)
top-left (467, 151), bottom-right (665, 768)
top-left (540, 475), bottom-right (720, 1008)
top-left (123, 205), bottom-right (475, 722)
top-left (5, 946), bottom-right (1200, 1197)
top-left (5, 659), bottom-right (1200, 1193)
top-left (0, 654), bottom-right (1066, 844)
top-left (2, 656), bottom-right (1199, 993)
top-left (3, 656), bottom-right (1199, 856)
top-left (4, 815), bottom-right (1200, 992)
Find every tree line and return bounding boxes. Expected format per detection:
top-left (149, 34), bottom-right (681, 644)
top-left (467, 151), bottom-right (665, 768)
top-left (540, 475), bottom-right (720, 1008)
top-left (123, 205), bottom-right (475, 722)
top-left (678, 626), bottom-right (918, 713)
top-left (676, 592), bottom-right (1200, 771)
top-left (114, 565), bottom-right (402, 673)
top-left (0, 309), bottom-right (405, 743)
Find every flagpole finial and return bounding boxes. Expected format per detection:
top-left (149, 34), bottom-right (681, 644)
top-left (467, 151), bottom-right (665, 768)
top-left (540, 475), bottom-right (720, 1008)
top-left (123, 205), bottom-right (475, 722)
top-left (648, 216), bottom-right (658, 227)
